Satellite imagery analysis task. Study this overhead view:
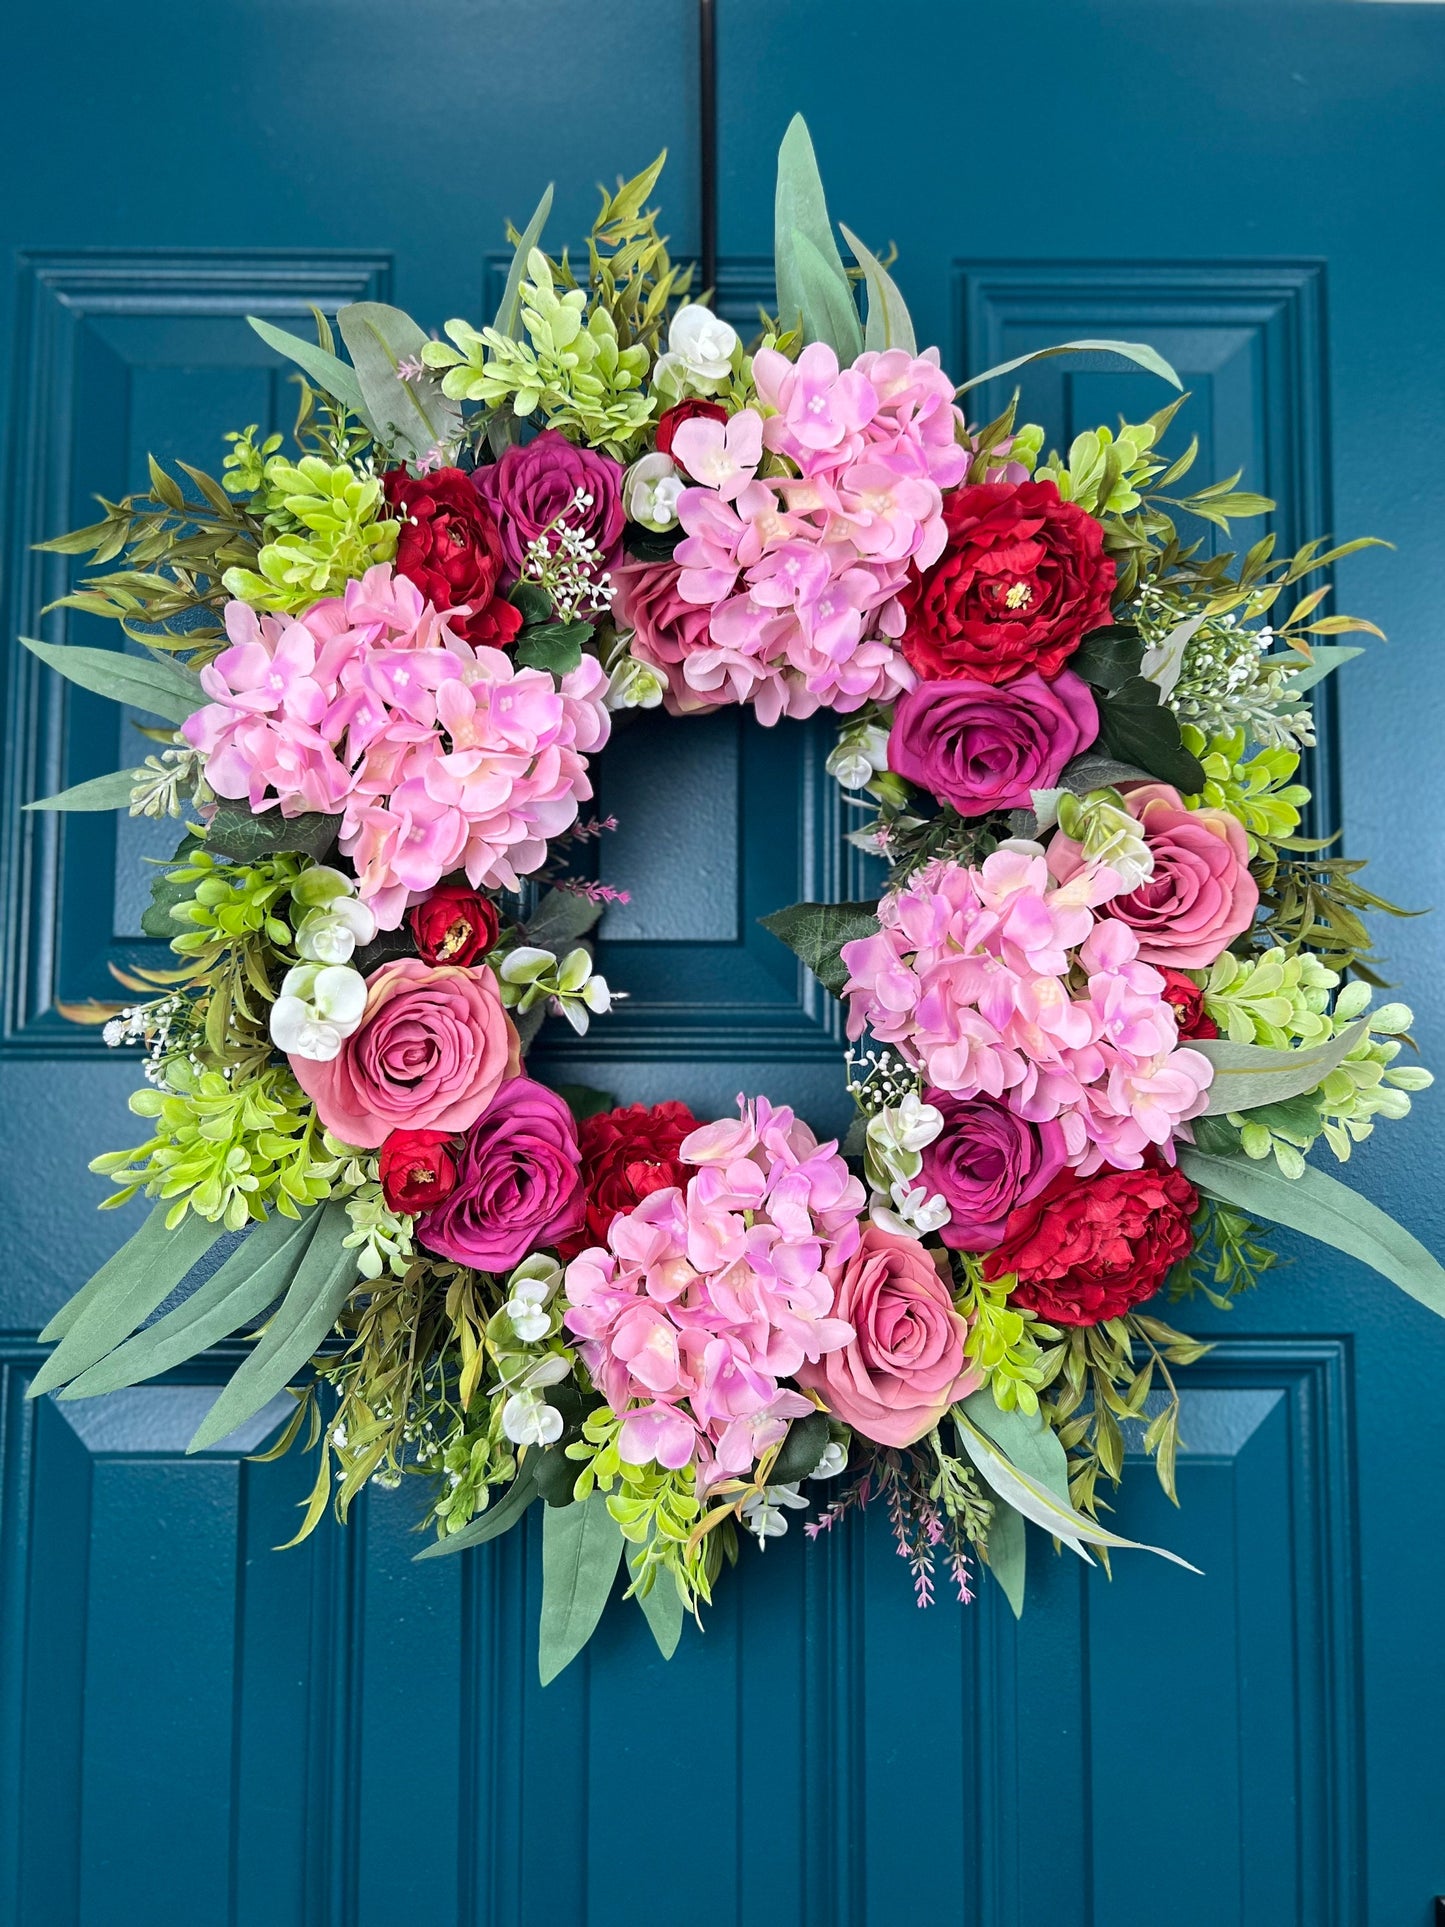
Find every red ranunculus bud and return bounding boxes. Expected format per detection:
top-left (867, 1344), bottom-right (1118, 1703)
top-left (382, 466), bottom-right (523, 648)
top-left (1156, 967), bottom-right (1220, 1040)
top-left (379, 1128), bottom-right (461, 1213)
top-left (655, 399), bottom-right (729, 459)
top-left (901, 478), bottom-right (1115, 684)
top-left (407, 886), bottom-right (501, 968)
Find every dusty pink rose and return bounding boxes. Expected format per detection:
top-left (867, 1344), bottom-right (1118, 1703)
top-left (612, 558), bottom-right (720, 715)
top-left (289, 958), bottom-right (519, 1149)
top-left (797, 1224), bottom-right (981, 1448)
top-left (1048, 781), bottom-right (1258, 967)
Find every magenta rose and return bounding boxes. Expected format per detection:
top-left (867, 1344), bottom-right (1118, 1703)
top-left (472, 428), bottom-right (625, 583)
top-left (887, 670), bottom-right (1098, 815)
top-left (289, 959), bottom-right (519, 1149)
top-left (612, 558), bottom-right (720, 715)
top-left (418, 1077), bottom-right (585, 1270)
top-left (919, 1093), bottom-right (1069, 1252)
top-left (797, 1225), bottom-right (982, 1448)
top-left (1047, 781), bottom-right (1258, 967)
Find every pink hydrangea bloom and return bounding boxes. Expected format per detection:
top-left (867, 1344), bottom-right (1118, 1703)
top-left (667, 344), bottom-right (968, 722)
top-left (181, 565), bottom-right (610, 928)
top-left (840, 848), bottom-right (1215, 1175)
top-left (562, 1096), bottom-right (865, 1489)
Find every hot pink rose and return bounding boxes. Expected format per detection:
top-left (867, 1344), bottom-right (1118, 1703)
top-left (797, 1225), bottom-right (981, 1448)
top-left (289, 958), bottom-right (519, 1149)
top-left (1048, 781), bottom-right (1258, 967)
top-left (612, 558), bottom-right (720, 715)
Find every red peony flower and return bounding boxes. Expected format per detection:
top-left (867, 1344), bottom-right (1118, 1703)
top-left (560, 1100), bottom-right (700, 1259)
top-left (408, 885), bottom-right (501, 968)
top-left (1157, 967), bottom-right (1219, 1040)
top-left (983, 1156), bottom-right (1199, 1326)
top-left (655, 399), bottom-right (729, 459)
top-left (382, 466), bottom-right (523, 648)
top-left (379, 1128), bottom-right (461, 1213)
top-left (901, 477), bottom-right (1115, 684)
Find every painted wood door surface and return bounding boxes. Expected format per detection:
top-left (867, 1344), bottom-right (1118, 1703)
top-left (2, 4), bottom-right (1443, 1923)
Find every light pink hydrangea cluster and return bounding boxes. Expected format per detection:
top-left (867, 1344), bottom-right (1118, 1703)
top-left (181, 564), bottom-right (609, 927)
top-left (562, 1097), bottom-right (865, 1489)
top-left (659, 344), bottom-right (967, 724)
top-left (840, 847), bottom-right (1215, 1174)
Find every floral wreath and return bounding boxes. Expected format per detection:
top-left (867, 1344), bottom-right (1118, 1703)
top-left (24, 122), bottom-right (1441, 1680)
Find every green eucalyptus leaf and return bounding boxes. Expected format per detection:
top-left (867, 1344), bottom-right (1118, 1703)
top-left (759, 900), bottom-right (879, 997)
top-left (957, 338), bottom-right (1182, 398)
top-left (25, 767), bottom-right (146, 812)
top-left (247, 315), bottom-right (375, 430)
top-left (59, 1208), bottom-right (322, 1399)
top-left (838, 223), bottom-right (916, 355)
top-left (414, 1457), bottom-right (539, 1559)
top-left (205, 807), bottom-right (342, 864)
top-left (337, 301), bottom-right (462, 467)
top-left (20, 637), bottom-right (203, 725)
top-left (1197, 1020), bottom-right (1367, 1116)
top-left (187, 1201), bottom-right (357, 1452)
top-left (791, 231), bottom-right (865, 361)
top-left (538, 1493), bottom-right (624, 1685)
top-left (1177, 1147), bottom-right (1445, 1318)
top-left (525, 887), bottom-right (605, 950)
top-left (985, 1499), bottom-right (1027, 1618)
top-left (954, 1409), bottom-right (1201, 1572)
top-left (958, 1390), bottom-right (1072, 1501)
top-left (1279, 644), bottom-right (1365, 692)
top-left (1057, 752), bottom-right (1152, 795)
top-left (773, 114), bottom-right (863, 360)
top-left (30, 1205), bottom-right (225, 1395)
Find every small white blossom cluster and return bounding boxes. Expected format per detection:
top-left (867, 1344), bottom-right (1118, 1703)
top-left (520, 487), bottom-right (616, 622)
top-left (102, 991), bottom-right (198, 1087)
top-left (491, 1256), bottom-right (575, 1447)
top-left (269, 867), bottom-right (377, 1062)
top-left (826, 722), bottom-right (891, 793)
top-left (496, 942), bottom-right (614, 1036)
top-left (1138, 584), bottom-right (1314, 749)
top-left (864, 1094), bottom-right (950, 1238)
top-left (128, 741), bottom-right (210, 820)
top-left (740, 1441), bottom-right (848, 1545)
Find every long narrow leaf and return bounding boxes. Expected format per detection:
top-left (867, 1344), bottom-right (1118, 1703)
top-left (838, 223), bottom-right (916, 355)
top-left (538, 1494), bottom-right (624, 1684)
top-left (774, 114), bottom-right (862, 359)
top-left (414, 1456), bottom-right (539, 1560)
top-left (59, 1208), bottom-right (321, 1399)
top-left (247, 316), bottom-right (374, 430)
top-left (25, 768), bottom-right (145, 813)
top-left (984, 1500), bottom-right (1027, 1618)
top-left (20, 637), bottom-right (202, 724)
top-left (1178, 1147), bottom-right (1445, 1318)
top-left (493, 185), bottom-right (554, 336)
top-left (957, 338), bottom-right (1182, 398)
top-left (1196, 1020), bottom-right (1366, 1116)
top-left (30, 1206), bottom-right (224, 1395)
top-left (1280, 644), bottom-right (1365, 692)
top-left (955, 1412), bottom-right (1201, 1572)
top-left (630, 1546), bottom-right (685, 1659)
top-left (186, 1201), bottom-right (357, 1452)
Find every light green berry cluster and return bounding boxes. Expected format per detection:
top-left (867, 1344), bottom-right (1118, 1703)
top-left (423, 253), bottom-right (654, 461)
top-left (1201, 947), bottom-right (1338, 1047)
top-left (1182, 725), bottom-right (1311, 852)
top-left (221, 453), bottom-right (396, 613)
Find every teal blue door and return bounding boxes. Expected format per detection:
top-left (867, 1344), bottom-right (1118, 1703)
top-left (3, 3), bottom-right (1443, 1921)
